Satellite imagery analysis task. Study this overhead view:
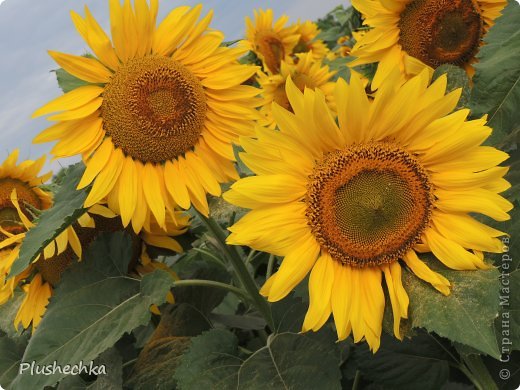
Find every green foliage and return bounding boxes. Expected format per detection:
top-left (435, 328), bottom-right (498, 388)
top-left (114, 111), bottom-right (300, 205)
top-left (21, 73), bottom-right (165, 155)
top-left (175, 329), bottom-right (242, 390)
top-left (0, 289), bottom-right (23, 338)
top-left (403, 260), bottom-right (501, 358)
top-left (352, 332), bottom-right (454, 390)
top-left (175, 329), bottom-right (342, 390)
top-left (10, 232), bottom-right (176, 390)
top-left (238, 331), bottom-right (341, 390)
top-left (316, 5), bottom-right (362, 48)
top-left (0, 335), bottom-right (27, 389)
top-left (470, 1), bottom-right (520, 143)
top-left (9, 163), bottom-right (88, 277)
top-left (54, 68), bottom-right (92, 93)
top-left (433, 64), bottom-right (471, 110)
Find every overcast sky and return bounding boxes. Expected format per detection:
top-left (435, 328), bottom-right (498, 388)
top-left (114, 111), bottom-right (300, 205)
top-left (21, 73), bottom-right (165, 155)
top-left (0, 0), bottom-right (343, 173)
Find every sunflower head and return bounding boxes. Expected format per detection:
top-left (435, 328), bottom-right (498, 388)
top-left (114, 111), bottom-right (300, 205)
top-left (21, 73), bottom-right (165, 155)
top-left (225, 70), bottom-right (512, 351)
top-left (350, 0), bottom-right (508, 87)
top-left (0, 150), bottom-right (52, 239)
top-left (244, 8), bottom-right (300, 73)
top-left (292, 21), bottom-right (330, 61)
top-left (33, 1), bottom-right (260, 234)
top-left (257, 52), bottom-right (336, 128)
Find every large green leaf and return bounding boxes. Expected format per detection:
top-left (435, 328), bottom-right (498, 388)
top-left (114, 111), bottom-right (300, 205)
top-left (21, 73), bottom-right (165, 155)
top-left (0, 335), bottom-right (27, 389)
top-left (237, 331), bottom-right (341, 390)
top-left (11, 232), bottom-right (176, 390)
top-left (404, 260), bottom-right (501, 358)
top-left (271, 294), bottom-right (308, 333)
top-left (495, 269), bottom-right (520, 354)
top-left (175, 328), bottom-right (342, 390)
top-left (470, 1), bottom-right (520, 142)
top-left (56, 348), bottom-right (124, 390)
top-left (175, 329), bottom-right (242, 390)
top-left (352, 332), bottom-right (454, 390)
top-left (9, 163), bottom-right (88, 277)
top-left (0, 289), bottom-right (23, 338)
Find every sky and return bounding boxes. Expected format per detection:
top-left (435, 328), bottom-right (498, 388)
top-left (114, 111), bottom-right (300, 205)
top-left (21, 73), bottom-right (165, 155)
top-left (0, 0), bottom-right (343, 173)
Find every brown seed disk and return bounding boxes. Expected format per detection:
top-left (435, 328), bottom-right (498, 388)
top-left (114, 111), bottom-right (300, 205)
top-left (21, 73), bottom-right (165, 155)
top-left (35, 248), bottom-right (74, 287)
top-left (398, 0), bottom-right (483, 68)
top-left (255, 32), bottom-right (285, 73)
top-left (306, 143), bottom-right (434, 267)
top-left (102, 56), bottom-right (207, 164)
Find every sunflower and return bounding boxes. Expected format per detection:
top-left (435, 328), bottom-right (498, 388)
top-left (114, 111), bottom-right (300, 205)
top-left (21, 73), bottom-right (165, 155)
top-left (1, 196), bottom-right (114, 330)
top-left (244, 8), bottom-right (300, 73)
top-left (33, 1), bottom-right (260, 234)
top-left (350, 0), bottom-right (508, 88)
top-left (0, 150), bottom-right (84, 329)
top-left (2, 192), bottom-right (189, 331)
top-left (291, 21), bottom-right (329, 61)
top-left (224, 70), bottom-right (512, 351)
top-left (257, 52), bottom-right (336, 128)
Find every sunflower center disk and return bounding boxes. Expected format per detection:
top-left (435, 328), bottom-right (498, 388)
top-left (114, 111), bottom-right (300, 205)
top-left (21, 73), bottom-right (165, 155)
top-left (0, 179), bottom-right (41, 237)
top-left (35, 251), bottom-right (73, 287)
top-left (306, 144), bottom-right (434, 267)
top-left (102, 56), bottom-right (207, 164)
top-left (398, 0), bottom-right (483, 68)
top-left (256, 32), bottom-right (285, 73)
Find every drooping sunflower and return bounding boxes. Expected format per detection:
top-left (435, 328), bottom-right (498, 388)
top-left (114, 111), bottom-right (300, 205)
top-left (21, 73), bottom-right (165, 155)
top-left (350, 0), bottom-right (508, 88)
top-left (0, 150), bottom-right (52, 315)
top-left (0, 150), bottom-right (84, 329)
top-left (257, 52), bottom-right (335, 128)
top-left (244, 8), bottom-right (300, 73)
top-left (292, 21), bottom-right (330, 61)
top-left (224, 70), bottom-right (512, 351)
top-left (2, 192), bottom-right (189, 331)
top-left (33, 1), bottom-right (260, 233)
top-left (1, 195), bottom-right (115, 330)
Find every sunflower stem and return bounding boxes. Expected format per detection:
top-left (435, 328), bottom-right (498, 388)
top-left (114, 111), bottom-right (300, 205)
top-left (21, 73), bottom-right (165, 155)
top-left (172, 279), bottom-right (248, 300)
top-left (459, 354), bottom-right (497, 390)
top-left (196, 211), bottom-right (274, 331)
top-left (352, 370), bottom-right (362, 390)
top-left (266, 254), bottom-right (275, 279)
top-left (245, 249), bottom-right (257, 265)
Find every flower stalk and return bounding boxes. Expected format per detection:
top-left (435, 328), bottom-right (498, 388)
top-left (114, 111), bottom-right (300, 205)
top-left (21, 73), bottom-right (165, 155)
top-left (196, 210), bottom-right (274, 331)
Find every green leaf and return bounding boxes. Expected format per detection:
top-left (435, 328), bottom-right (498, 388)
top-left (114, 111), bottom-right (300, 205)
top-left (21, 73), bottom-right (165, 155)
top-left (433, 64), bottom-right (471, 110)
top-left (403, 261), bottom-right (501, 358)
top-left (55, 68), bottom-right (92, 93)
top-left (172, 252), bottom-right (232, 315)
top-left (88, 348), bottom-right (123, 390)
top-left (352, 332), bottom-right (454, 390)
top-left (175, 329), bottom-right (242, 390)
top-left (470, 1), bottom-right (520, 142)
top-left (55, 349), bottom-right (123, 390)
top-left (176, 328), bottom-right (342, 390)
top-left (495, 269), bottom-right (520, 353)
top-left (237, 331), bottom-right (342, 390)
top-left (10, 232), bottom-right (176, 390)
top-left (0, 289), bottom-right (24, 338)
top-left (127, 301), bottom-right (212, 389)
top-left (325, 56), bottom-right (354, 82)
top-left (9, 163), bottom-right (88, 278)
top-left (127, 336), bottom-right (192, 390)
top-left (0, 335), bottom-right (27, 389)
top-left (271, 294), bottom-right (308, 333)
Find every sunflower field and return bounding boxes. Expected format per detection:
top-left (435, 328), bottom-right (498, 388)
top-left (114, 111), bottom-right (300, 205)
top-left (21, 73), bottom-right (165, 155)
top-left (0, 0), bottom-right (519, 389)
